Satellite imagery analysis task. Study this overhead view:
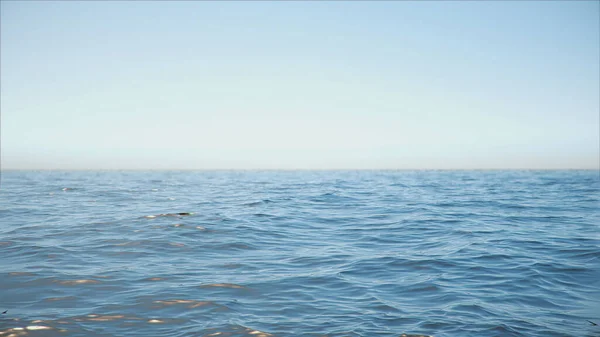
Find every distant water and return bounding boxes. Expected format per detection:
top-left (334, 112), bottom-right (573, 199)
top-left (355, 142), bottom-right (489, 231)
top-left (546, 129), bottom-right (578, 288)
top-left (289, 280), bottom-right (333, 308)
top-left (1, 170), bottom-right (599, 337)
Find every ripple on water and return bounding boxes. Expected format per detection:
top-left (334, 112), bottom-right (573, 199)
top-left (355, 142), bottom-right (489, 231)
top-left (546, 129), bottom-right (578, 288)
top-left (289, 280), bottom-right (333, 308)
top-left (200, 283), bottom-right (249, 289)
top-left (57, 279), bottom-right (101, 285)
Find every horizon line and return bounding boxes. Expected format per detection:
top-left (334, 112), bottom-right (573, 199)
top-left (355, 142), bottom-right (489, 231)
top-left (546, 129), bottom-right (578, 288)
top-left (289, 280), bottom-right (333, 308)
top-left (2, 168), bottom-right (599, 172)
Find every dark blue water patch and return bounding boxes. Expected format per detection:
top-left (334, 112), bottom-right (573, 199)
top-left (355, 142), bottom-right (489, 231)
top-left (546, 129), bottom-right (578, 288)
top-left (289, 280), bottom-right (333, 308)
top-left (1, 170), bottom-right (599, 337)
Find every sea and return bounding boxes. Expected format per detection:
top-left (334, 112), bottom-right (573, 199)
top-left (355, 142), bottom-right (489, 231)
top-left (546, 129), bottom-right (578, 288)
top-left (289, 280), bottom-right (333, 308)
top-left (0, 170), bottom-right (599, 337)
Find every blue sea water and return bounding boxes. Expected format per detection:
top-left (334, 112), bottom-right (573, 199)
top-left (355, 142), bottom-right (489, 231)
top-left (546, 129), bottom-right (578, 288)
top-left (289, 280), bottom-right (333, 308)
top-left (0, 170), bottom-right (599, 337)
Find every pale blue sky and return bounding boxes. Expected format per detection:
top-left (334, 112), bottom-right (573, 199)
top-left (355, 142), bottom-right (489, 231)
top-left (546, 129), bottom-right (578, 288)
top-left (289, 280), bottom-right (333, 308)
top-left (1, 1), bottom-right (598, 169)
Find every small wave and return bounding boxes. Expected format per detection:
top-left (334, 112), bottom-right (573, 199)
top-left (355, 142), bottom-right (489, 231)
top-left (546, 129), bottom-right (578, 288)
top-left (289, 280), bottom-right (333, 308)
top-left (200, 283), bottom-right (249, 289)
top-left (153, 299), bottom-right (219, 309)
top-left (143, 212), bottom-right (194, 218)
top-left (243, 199), bottom-right (274, 207)
top-left (57, 279), bottom-right (101, 285)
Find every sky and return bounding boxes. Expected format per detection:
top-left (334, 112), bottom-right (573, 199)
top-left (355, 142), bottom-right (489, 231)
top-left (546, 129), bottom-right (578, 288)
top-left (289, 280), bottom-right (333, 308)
top-left (1, 1), bottom-right (599, 170)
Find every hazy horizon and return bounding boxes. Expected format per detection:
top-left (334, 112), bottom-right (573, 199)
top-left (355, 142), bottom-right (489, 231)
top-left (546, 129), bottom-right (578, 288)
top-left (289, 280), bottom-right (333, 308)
top-left (1, 1), bottom-right (599, 170)
top-left (2, 168), bottom-right (599, 173)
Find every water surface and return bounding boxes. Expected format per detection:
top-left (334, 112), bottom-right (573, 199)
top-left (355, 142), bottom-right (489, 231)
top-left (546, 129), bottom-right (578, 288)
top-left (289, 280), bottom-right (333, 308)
top-left (1, 170), bottom-right (599, 336)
